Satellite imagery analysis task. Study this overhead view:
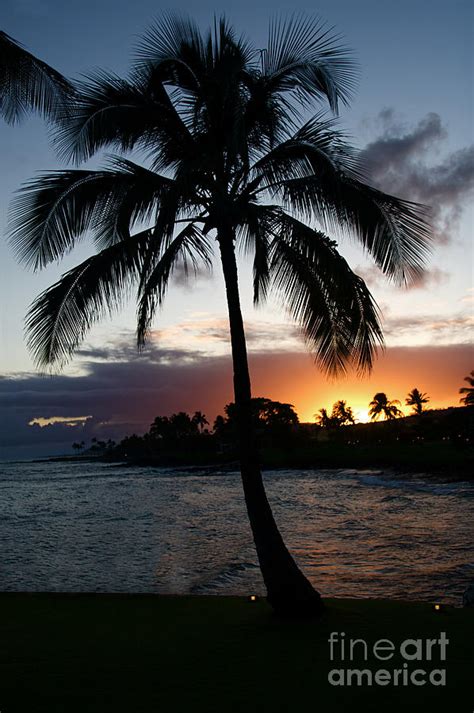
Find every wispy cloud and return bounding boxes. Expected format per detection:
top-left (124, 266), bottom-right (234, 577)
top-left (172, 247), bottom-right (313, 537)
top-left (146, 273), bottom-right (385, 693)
top-left (361, 110), bottom-right (474, 244)
top-left (170, 257), bottom-right (214, 289)
top-left (28, 415), bottom-right (92, 428)
top-left (151, 316), bottom-right (302, 355)
top-left (355, 264), bottom-right (450, 292)
top-left (460, 288), bottom-right (474, 304)
top-left (383, 313), bottom-right (474, 343)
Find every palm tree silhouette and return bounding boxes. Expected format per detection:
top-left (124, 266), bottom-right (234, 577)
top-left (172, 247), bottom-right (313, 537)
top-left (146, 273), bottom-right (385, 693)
top-left (459, 371), bottom-right (474, 406)
top-left (192, 411), bottom-right (209, 433)
top-left (315, 400), bottom-right (355, 427)
top-left (405, 388), bottom-right (429, 415)
top-left (369, 392), bottom-right (403, 421)
top-left (315, 408), bottom-right (333, 429)
top-left (332, 400), bottom-right (356, 425)
top-left (0, 31), bottom-right (72, 124)
top-left (8, 15), bottom-right (430, 615)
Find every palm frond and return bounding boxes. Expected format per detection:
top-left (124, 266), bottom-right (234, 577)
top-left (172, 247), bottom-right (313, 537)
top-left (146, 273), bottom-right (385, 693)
top-left (53, 69), bottom-right (193, 166)
top-left (300, 176), bottom-right (432, 286)
top-left (8, 160), bottom-right (173, 269)
top-left (264, 13), bottom-right (357, 112)
top-left (237, 203), bottom-right (275, 305)
top-left (250, 113), bottom-right (361, 188)
top-left (94, 157), bottom-right (175, 248)
top-left (25, 229), bottom-right (152, 368)
top-left (0, 31), bottom-right (73, 124)
top-left (135, 12), bottom-right (205, 77)
top-left (240, 72), bottom-right (296, 154)
top-left (268, 210), bottom-right (383, 374)
top-left (250, 117), bottom-right (431, 285)
top-left (137, 222), bottom-right (213, 345)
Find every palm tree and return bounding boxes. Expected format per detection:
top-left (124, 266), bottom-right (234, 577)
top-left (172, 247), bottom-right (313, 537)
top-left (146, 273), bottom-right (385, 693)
top-left (369, 392), bottom-right (403, 421)
top-left (332, 400), bottom-right (356, 425)
top-left (8, 15), bottom-right (430, 615)
top-left (405, 388), bottom-right (429, 415)
top-left (315, 400), bottom-right (355, 427)
top-left (315, 408), bottom-right (333, 429)
top-left (459, 371), bottom-right (474, 406)
top-left (192, 411), bottom-right (209, 433)
top-left (0, 31), bottom-right (72, 124)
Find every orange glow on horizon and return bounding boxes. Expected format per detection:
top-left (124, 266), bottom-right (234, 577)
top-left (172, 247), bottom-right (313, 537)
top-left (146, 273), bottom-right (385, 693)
top-left (353, 408), bottom-right (372, 424)
top-left (247, 345), bottom-right (471, 425)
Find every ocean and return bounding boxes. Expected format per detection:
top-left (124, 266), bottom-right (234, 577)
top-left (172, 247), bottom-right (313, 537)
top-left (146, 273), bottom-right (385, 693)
top-left (1, 460), bottom-right (473, 605)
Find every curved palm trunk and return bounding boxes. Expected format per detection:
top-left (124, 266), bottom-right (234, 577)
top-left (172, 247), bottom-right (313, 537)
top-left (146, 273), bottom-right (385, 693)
top-left (217, 228), bottom-right (323, 616)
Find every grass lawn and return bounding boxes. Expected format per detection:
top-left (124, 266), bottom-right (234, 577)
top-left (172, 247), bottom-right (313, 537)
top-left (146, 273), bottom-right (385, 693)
top-left (0, 594), bottom-right (472, 712)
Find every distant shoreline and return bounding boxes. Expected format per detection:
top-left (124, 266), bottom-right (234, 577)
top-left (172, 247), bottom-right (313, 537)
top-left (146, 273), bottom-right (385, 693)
top-left (29, 447), bottom-right (473, 483)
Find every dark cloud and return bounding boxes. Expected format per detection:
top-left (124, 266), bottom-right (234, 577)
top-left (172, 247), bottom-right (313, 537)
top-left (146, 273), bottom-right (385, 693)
top-left (76, 339), bottom-right (203, 364)
top-left (0, 342), bottom-right (234, 460)
top-left (360, 110), bottom-right (474, 243)
top-left (362, 111), bottom-right (446, 175)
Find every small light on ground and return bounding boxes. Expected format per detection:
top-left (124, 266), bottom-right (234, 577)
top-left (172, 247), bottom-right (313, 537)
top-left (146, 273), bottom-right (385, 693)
top-left (433, 603), bottom-right (442, 612)
top-left (249, 595), bottom-right (258, 602)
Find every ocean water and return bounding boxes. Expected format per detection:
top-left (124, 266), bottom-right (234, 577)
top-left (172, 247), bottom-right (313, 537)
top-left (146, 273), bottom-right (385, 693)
top-left (0, 461), bottom-right (473, 605)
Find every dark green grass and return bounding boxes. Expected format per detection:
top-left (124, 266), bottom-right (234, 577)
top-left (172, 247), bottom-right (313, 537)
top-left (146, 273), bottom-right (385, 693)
top-left (0, 594), bottom-right (472, 712)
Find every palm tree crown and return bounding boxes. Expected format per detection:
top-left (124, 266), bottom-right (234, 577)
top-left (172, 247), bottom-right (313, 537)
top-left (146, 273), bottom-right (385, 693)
top-left (459, 371), bottom-right (474, 406)
top-left (405, 387), bottom-right (429, 415)
top-left (315, 399), bottom-right (355, 427)
top-left (368, 392), bottom-right (403, 421)
top-left (8, 14), bottom-right (430, 373)
top-left (192, 411), bottom-right (209, 432)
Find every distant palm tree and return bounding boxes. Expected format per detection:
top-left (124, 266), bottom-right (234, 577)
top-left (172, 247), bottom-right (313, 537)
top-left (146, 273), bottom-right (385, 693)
top-left (405, 388), bottom-right (429, 415)
top-left (8, 15), bottom-right (430, 615)
top-left (459, 371), bottom-right (474, 406)
top-left (0, 31), bottom-right (72, 124)
top-left (332, 400), bottom-right (356, 425)
top-left (315, 408), bottom-right (333, 429)
top-left (369, 392), bottom-right (403, 421)
top-left (212, 414), bottom-right (226, 437)
top-left (192, 411), bottom-right (209, 433)
top-left (315, 400), bottom-right (355, 427)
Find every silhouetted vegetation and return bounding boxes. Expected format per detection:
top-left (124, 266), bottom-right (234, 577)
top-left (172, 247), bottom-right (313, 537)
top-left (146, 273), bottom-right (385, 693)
top-left (369, 392), bottom-right (403, 420)
top-left (459, 371), bottom-right (474, 406)
top-left (215, 398), bottom-right (299, 445)
top-left (102, 400), bottom-right (301, 464)
top-left (70, 397), bottom-right (472, 480)
top-left (66, 373), bottom-right (474, 478)
top-left (0, 31), bottom-right (73, 124)
top-left (71, 438), bottom-right (116, 456)
top-left (405, 388), bottom-right (430, 415)
top-left (315, 400), bottom-right (355, 428)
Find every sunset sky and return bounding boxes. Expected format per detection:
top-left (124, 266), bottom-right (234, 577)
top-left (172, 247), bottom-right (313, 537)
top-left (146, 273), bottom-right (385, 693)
top-left (0, 0), bottom-right (472, 458)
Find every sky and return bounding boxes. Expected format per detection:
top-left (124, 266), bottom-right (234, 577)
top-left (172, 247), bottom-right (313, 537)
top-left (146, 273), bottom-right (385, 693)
top-left (0, 0), bottom-right (473, 458)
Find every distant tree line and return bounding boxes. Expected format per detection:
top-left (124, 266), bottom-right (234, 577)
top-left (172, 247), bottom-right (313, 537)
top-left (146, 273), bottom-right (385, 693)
top-left (72, 373), bottom-right (473, 460)
top-left (315, 375), bottom-right (471, 427)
